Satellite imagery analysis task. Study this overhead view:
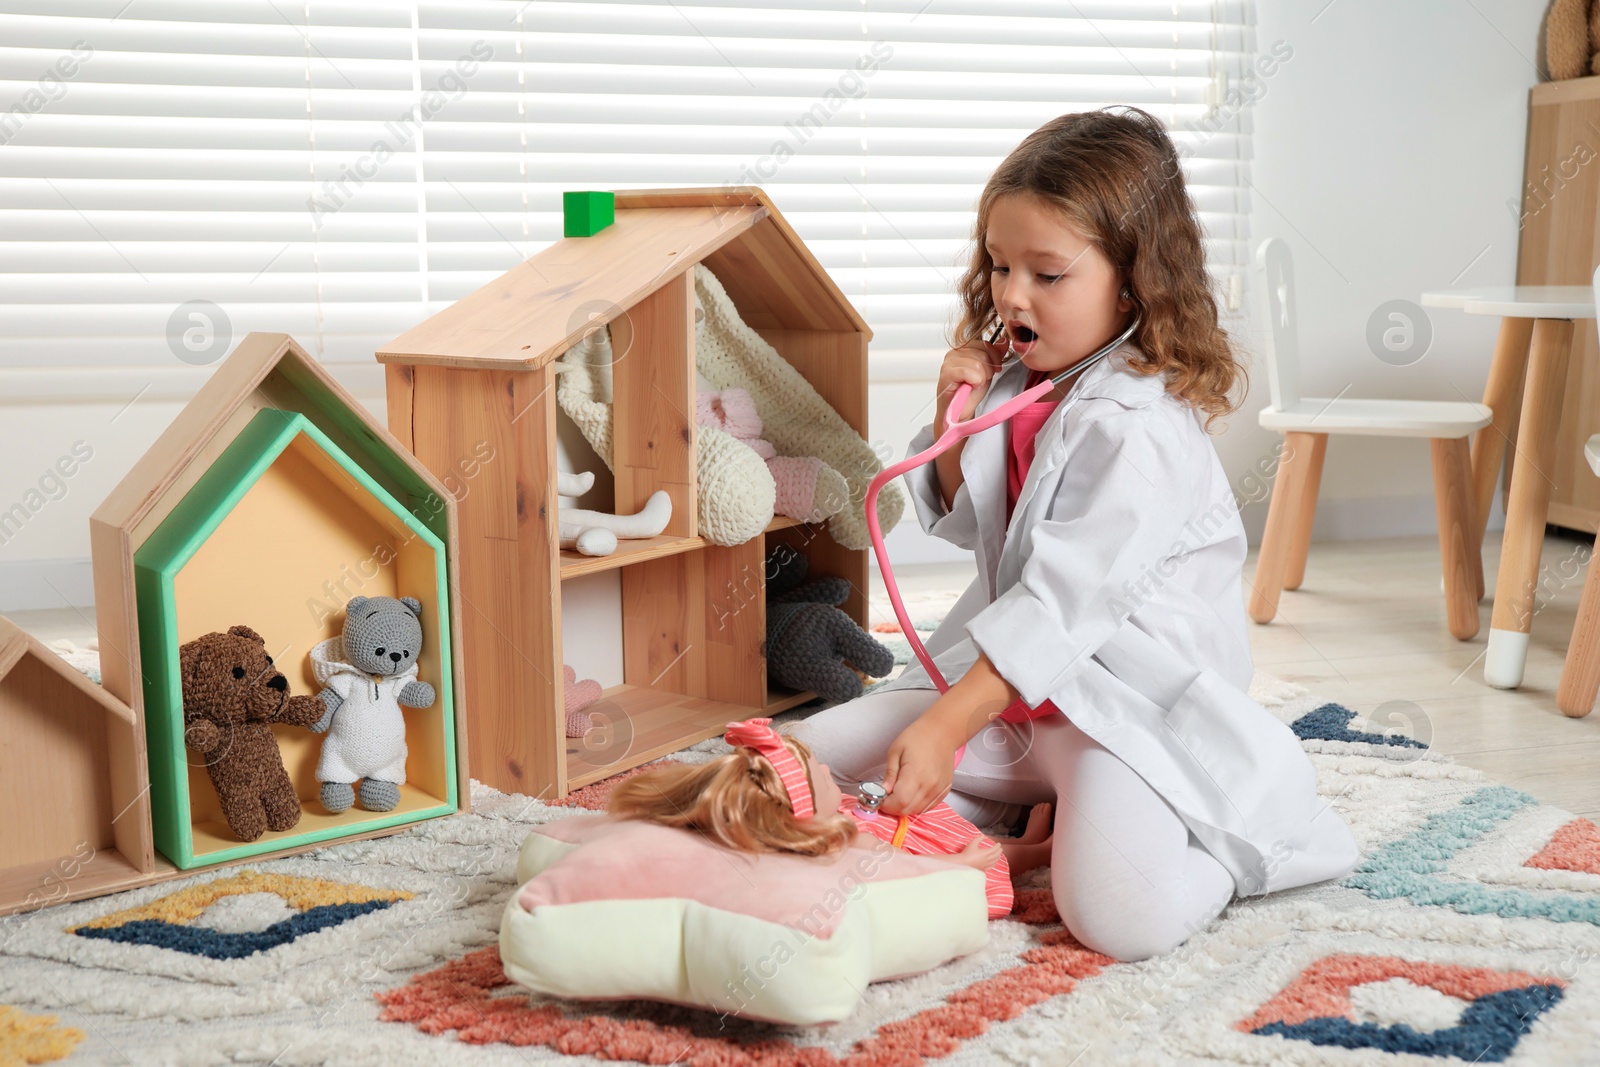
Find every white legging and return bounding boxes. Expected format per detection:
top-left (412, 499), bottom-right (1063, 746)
top-left (790, 687), bottom-right (1236, 962)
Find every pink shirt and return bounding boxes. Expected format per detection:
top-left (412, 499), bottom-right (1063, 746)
top-left (1004, 367), bottom-right (1062, 525)
top-left (838, 796), bottom-right (1013, 919)
top-left (1000, 367), bottom-right (1063, 724)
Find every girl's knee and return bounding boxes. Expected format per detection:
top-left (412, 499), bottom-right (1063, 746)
top-left (1056, 891), bottom-right (1194, 962)
top-left (1053, 879), bottom-right (1227, 963)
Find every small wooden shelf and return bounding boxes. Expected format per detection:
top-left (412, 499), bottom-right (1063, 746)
top-left (558, 515), bottom-right (808, 579)
top-left (564, 683), bottom-right (766, 789)
top-left (561, 682), bottom-right (825, 790)
top-left (188, 783), bottom-right (451, 863)
top-left (560, 534), bottom-right (702, 579)
top-left (0, 849), bottom-right (153, 916)
top-left (764, 687), bottom-right (819, 715)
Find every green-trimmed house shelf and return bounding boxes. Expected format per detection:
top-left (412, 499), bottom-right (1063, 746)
top-left (65, 333), bottom-right (471, 902)
top-left (134, 407), bottom-right (456, 869)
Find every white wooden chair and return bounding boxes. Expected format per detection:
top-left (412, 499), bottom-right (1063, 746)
top-left (1249, 238), bottom-right (1492, 640)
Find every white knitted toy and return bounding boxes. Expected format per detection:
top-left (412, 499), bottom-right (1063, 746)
top-left (556, 469), bottom-right (672, 556)
top-left (695, 388), bottom-right (847, 524)
top-left (554, 266), bottom-right (903, 550)
top-left (691, 264), bottom-right (902, 550)
top-left (556, 330), bottom-right (776, 546)
top-left (309, 595), bottom-right (435, 814)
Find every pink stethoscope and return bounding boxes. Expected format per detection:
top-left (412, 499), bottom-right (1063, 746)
top-left (862, 312), bottom-right (1141, 766)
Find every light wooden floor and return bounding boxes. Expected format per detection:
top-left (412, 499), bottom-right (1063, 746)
top-left (870, 531), bottom-right (1600, 823)
top-left (13, 532), bottom-right (1600, 821)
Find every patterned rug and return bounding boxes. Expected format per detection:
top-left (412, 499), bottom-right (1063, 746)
top-left (5, 633), bottom-right (1600, 1063)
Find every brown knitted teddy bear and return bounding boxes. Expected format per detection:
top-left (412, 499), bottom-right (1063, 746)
top-left (1547, 0), bottom-right (1600, 79)
top-left (180, 625), bottom-right (325, 841)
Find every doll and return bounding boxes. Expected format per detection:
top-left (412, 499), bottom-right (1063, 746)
top-left (607, 717), bottom-right (1051, 919)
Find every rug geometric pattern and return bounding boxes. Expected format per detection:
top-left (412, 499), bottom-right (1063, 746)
top-left (4, 684), bottom-right (1600, 1064)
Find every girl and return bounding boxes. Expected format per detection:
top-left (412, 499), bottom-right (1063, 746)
top-left (791, 107), bottom-right (1360, 962)
top-left (608, 717), bottom-right (1054, 919)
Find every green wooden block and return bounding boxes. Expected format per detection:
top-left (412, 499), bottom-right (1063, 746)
top-left (563, 190), bottom-right (615, 237)
top-left (133, 407), bottom-right (457, 870)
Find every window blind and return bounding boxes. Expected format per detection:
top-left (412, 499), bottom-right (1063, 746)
top-left (0, 0), bottom-right (1256, 401)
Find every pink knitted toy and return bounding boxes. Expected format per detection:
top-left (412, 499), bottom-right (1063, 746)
top-left (564, 665), bottom-right (602, 738)
top-left (695, 388), bottom-right (848, 524)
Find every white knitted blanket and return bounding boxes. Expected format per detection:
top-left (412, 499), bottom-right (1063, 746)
top-left (691, 264), bottom-right (902, 550)
top-left (554, 264), bottom-right (903, 550)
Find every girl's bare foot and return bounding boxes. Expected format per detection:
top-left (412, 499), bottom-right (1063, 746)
top-left (1017, 803), bottom-right (1052, 844)
top-left (998, 804), bottom-right (1053, 876)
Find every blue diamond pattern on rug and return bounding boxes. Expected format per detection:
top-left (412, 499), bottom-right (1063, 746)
top-left (68, 871), bottom-right (412, 961)
top-left (1238, 953), bottom-right (1566, 1062)
top-left (1291, 702), bottom-right (1428, 748)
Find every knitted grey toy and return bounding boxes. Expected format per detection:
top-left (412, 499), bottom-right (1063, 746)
top-left (308, 595), bottom-right (436, 814)
top-left (766, 545), bottom-right (894, 705)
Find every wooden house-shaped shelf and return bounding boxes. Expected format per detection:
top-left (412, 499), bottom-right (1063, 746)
top-left (0, 616), bottom-right (147, 912)
top-left (378, 187), bottom-right (872, 800)
top-left (133, 407), bottom-right (457, 868)
top-left (89, 332), bottom-right (468, 876)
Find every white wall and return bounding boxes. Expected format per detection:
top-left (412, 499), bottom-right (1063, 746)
top-left (1232, 0), bottom-right (1542, 541)
top-left (873, 0), bottom-right (1545, 568)
top-left (0, 1), bottom-right (1553, 608)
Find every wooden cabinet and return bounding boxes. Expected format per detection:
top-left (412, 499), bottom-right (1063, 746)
top-left (1517, 77), bottom-right (1600, 532)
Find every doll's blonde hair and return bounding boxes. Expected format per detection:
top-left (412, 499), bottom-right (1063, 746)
top-left (952, 106), bottom-right (1247, 431)
top-left (607, 732), bottom-right (858, 857)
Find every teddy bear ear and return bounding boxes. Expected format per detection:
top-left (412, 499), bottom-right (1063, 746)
top-left (345, 596), bottom-right (369, 616)
top-left (227, 624), bottom-right (264, 645)
top-left (400, 597), bottom-right (422, 617)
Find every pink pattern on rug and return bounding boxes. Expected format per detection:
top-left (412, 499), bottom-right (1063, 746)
top-left (1236, 954), bottom-right (1564, 1031)
top-left (377, 894), bottom-right (1103, 1064)
top-left (551, 764), bottom-right (666, 811)
top-left (1525, 818), bottom-right (1600, 875)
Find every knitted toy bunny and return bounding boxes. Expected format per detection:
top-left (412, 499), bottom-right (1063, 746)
top-left (309, 595), bottom-right (436, 813)
top-left (765, 544), bottom-right (894, 704)
top-left (696, 387), bottom-right (848, 524)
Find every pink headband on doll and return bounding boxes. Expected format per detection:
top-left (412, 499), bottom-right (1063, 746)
top-left (724, 717), bottom-right (815, 819)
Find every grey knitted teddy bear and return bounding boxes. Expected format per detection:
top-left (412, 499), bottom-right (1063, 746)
top-left (308, 595), bottom-right (436, 813)
top-left (766, 544), bottom-right (894, 705)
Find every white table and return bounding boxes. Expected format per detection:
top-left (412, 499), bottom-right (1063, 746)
top-left (1420, 286), bottom-right (1597, 689)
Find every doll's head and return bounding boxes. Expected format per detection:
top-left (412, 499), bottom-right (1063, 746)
top-left (952, 106), bottom-right (1245, 430)
top-left (607, 718), bottom-right (856, 857)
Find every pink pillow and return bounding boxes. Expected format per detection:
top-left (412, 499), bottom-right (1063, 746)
top-left (500, 813), bottom-right (990, 1024)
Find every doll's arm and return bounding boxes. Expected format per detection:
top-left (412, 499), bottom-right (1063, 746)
top-left (948, 834), bottom-right (1003, 871)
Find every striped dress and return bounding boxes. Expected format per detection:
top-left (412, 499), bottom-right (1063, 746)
top-left (838, 797), bottom-right (1013, 919)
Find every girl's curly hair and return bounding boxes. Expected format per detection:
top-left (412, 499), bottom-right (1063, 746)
top-left (607, 732), bottom-right (857, 857)
top-left (951, 106), bottom-right (1246, 430)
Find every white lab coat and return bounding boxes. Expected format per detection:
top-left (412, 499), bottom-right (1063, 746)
top-left (879, 344), bottom-right (1359, 897)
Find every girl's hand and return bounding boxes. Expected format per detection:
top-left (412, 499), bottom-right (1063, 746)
top-left (951, 835), bottom-right (1004, 871)
top-left (935, 334), bottom-right (1008, 432)
top-left (881, 714), bottom-right (961, 817)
